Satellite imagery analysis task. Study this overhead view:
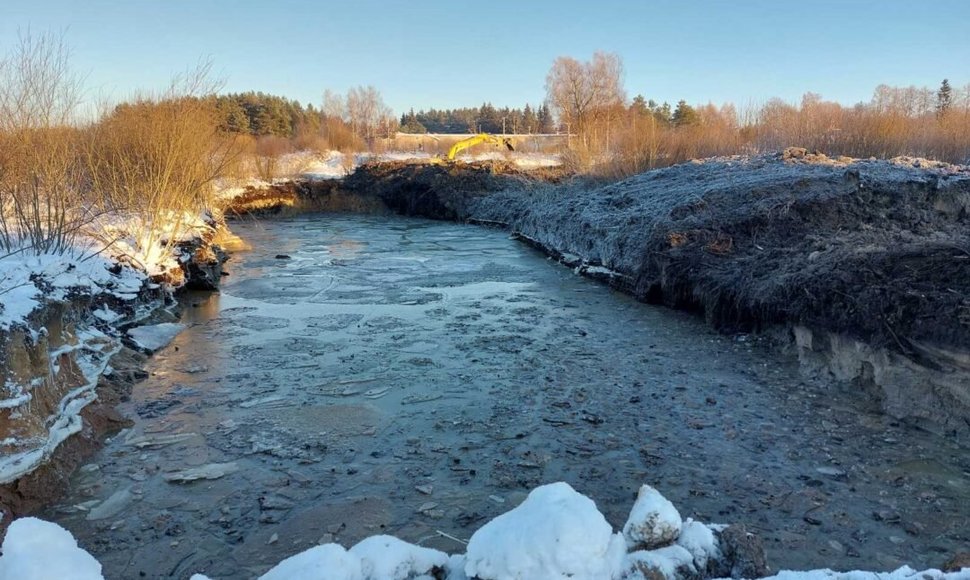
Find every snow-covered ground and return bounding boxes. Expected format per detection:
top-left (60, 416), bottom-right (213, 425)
top-left (0, 208), bottom-right (218, 331)
top-left (2, 483), bottom-right (966, 580)
top-left (0, 244), bottom-right (145, 332)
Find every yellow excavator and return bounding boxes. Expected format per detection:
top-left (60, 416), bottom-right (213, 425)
top-left (446, 133), bottom-right (515, 161)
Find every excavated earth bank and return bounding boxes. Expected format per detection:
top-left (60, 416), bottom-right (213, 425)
top-left (233, 152), bottom-right (970, 435)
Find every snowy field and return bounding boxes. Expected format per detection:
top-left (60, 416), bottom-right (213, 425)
top-left (1, 483), bottom-right (965, 580)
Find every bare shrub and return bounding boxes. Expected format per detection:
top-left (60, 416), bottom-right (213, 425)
top-left (0, 30), bottom-right (85, 256)
top-left (82, 64), bottom-right (240, 269)
top-left (252, 135), bottom-right (294, 181)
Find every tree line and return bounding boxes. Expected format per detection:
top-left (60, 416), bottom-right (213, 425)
top-left (543, 51), bottom-right (970, 174)
top-left (398, 103), bottom-right (555, 134)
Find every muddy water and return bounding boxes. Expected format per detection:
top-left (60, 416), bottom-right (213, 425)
top-left (45, 215), bottom-right (969, 578)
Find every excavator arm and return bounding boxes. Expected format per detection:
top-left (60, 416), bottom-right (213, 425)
top-left (446, 133), bottom-right (515, 160)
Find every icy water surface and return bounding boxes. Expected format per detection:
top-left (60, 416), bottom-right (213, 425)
top-left (46, 215), bottom-right (969, 578)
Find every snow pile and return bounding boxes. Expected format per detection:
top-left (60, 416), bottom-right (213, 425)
top-left (349, 535), bottom-right (448, 579)
top-left (0, 517), bottom-right (102, 580)
top-left (464, 481), bottom-right (626, 579)
top-left (3, 483), bottom-right (969, 580)
top-left (258, 544), bottom-right (363, 580)
top-left (623, 484), bottom-right (683, 550)
top-left (218, 535), bottom-right (447, 580)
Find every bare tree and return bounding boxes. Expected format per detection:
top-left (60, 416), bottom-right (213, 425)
top-left (345, 85), bottom-right (395, 142)
top-left (83, 62), bottom-right (241, 271)
top-left (545, 52), bottom-right (625, 149)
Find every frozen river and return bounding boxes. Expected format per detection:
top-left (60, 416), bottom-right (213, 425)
top-left (45, 214), bottom-right (970, 578)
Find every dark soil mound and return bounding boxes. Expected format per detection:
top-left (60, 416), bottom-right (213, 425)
top-left (471, 154), bottom-right (970, 360)
top-left (342, 160), bottom-right (570, 220)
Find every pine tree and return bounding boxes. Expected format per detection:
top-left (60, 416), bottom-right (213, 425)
top-left (672, 100), bottom-right (699, 127)
top-left (937, 78), bottom-right (953, 117)
top-left (522, 104), bottom-right (537, 134)
top-left (537, 104), bottom-right (554, 133)
top-left (630, 95), bottom-right (649, 117)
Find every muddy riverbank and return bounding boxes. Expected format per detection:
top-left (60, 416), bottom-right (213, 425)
top-left (41, 214), bottom-right (970, 579)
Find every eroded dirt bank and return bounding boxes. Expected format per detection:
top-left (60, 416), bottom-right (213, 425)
top-left (0, 219), bottom-right (235, 530)
top-left (41, 215), bottom-right (969, 578)
top-left (249, 153), bottom-right (970, 434)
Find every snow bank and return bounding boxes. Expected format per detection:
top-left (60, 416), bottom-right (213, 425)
top-left (88, 209), bottom-right (215, 277)
top-left (350, 535), bottom-right (448, 579)
top-left (0, 517), bottom-right (102, 580)
top-left (0, 247), bottom-right (145, 331)
top-left (464, 481), bottom-right (627, 580)
top-left (0, 325), bottom-right (121, 484)
top-left (2, 483), bottom-right (969, 580)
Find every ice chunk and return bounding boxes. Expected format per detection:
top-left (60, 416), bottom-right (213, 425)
top-left (0, 517), bottom-right (103, 580)
top-left (127, 322), bottom-right (185, 352)
top-left (623, 484), bottom-right (683, 550)
top-left (349, 535), bottom-right (448, 580)
top-left (163, 462), bottom-right (239, 483)
top-left (464, 481), bottom-right (626, 580)
top-left (85, 487), bottom-right (133, 521)
top-left (258, 544), bottom-right (363, 580)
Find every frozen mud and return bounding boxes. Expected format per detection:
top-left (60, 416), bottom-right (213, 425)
top-left (41, 214), bottom-right (970, 578)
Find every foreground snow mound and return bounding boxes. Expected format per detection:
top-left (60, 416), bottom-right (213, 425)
top-left (464, 481), bottom-right (627, 580)
top-left (623, 484), bottom-right (683, 550)
top-left (350, 535), bottom-right (449, 579)
top-left (0, 517), bottom-right (102, 580)
top-left (765, 567), bottom-right (970, 580)
top-left (258, 544), bottom-right (363, 580)
top-left (4, 486), bottom-right (969, 580)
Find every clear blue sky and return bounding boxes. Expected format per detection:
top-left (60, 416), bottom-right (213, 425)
top-left (2, 0), bottom-right (968, 115)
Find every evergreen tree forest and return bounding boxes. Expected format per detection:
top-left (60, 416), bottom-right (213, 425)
top-left (399, 103), bottom-right (555, 134)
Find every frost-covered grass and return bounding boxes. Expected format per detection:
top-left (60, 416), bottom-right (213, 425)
top-left (3, 483), bottom-right (967, 580)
